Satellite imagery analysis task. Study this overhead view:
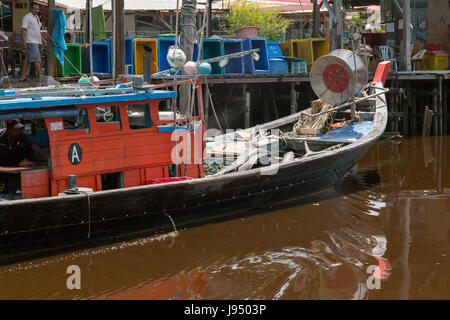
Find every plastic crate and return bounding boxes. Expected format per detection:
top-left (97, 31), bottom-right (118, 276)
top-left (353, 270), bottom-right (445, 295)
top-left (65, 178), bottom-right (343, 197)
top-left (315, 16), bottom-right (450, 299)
top-left (418, 51), bottom-right (449, 70)
top-left (311, 38), bottom-right (329, 61)
top-left (289, 60), bottom-right (307, 74)
top-left (223, 39), bottom-right (244, 75)
top-left (157, 37), bottom-right (198, 73)
top-left (134, 38), bottom-right (158, 75)
top-left (101, 37), bottom-right (134, 74)
top-left (280, 39), bottom-right (313, 70)
top-left (201, 38), bottom-right (224, 75)
top-left (242, 37), bottom-right (270, 74)
top-left (83, 42), bottom-right (111, 74)
top-left (269, 58), bottom-right (288, 74)
top-left (125, 37), bottom-right (134, 74)
top-left (55, 43), bottom-right (82, 77)
top-left (266, 40), bottom-right (283, 59)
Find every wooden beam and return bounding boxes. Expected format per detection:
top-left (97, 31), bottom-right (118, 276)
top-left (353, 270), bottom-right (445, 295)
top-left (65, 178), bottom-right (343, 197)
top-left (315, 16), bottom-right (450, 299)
top-left (158, 13), bottom-right (173, 31)
top-left (115, 0), bottom-right (125, 75)
top-left (312, 0), bottom-right (320, 38)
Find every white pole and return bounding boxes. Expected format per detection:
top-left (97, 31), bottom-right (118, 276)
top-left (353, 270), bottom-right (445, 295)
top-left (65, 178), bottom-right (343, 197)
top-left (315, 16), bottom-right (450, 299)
top-left (112, 0), bottom-right (116, 80)
top-left (89, 0), bottom-right (93, 76)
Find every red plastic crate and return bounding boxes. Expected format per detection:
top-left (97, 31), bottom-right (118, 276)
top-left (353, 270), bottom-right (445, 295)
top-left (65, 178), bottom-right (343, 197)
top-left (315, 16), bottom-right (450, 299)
top-left (426, 43), bottom-right (440, 51)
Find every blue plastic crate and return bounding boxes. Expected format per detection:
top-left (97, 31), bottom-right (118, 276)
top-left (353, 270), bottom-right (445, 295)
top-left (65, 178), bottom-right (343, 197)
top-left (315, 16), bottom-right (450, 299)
top-left (125, 37), bottom-right (134, 74)
top-left (269, 58), bottom-right (288, 74)
top-left (201, 38), bottom-right (224, 75)
top-left (267, 40), bottom-right (283, 59)
top-left (84, 42), bottom-right (111, 74)
top-left (223, 39), bottom-right (244, 75)
top-left (101, 37), bottom-right (134, 74)
top-left (242, 37), bottom-right (270, 74)
top-left (157, 37), bottom-right (198, 73)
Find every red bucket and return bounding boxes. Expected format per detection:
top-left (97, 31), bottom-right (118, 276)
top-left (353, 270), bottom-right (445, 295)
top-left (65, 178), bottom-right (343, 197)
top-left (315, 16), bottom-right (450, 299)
top-left (235, 27), bottom-right (259, 39)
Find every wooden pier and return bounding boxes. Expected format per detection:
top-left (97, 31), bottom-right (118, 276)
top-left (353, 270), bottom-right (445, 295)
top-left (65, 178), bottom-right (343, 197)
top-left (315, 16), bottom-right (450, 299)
top-left (154, 71), bottom-right (449, 137)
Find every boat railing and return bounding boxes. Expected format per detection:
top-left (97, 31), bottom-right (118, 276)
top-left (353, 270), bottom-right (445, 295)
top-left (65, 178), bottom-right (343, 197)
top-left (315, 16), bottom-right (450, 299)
top-left (301, 83), bottom-right (389, 118)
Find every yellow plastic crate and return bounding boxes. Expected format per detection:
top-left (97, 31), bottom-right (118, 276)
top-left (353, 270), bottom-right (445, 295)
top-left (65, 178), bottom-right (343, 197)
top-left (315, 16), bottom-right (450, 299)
top-left (311, 37), bottom-right (329, 61)
top-left (280, 38), bottom-right (329, 71)
top-left (418, 51), bottom-right (449, 70)
top-left (280, 39), bottom-right (313, 70)
top-left (133, 38), bottom-right (158, 75)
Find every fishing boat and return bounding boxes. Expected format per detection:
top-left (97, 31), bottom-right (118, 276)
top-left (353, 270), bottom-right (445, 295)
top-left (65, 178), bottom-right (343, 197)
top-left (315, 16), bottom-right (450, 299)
top-left (0, 51), bottom-right (390, 264)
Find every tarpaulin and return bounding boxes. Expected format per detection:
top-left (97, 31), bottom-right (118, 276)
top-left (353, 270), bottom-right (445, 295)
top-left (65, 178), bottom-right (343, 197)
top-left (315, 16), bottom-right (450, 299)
top-left (52, 8), bottom-right (67, 66)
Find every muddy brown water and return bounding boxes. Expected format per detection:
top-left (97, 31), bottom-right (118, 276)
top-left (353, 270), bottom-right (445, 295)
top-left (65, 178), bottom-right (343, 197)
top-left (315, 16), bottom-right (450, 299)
top-left (0, 136), bottom-right (448, 300)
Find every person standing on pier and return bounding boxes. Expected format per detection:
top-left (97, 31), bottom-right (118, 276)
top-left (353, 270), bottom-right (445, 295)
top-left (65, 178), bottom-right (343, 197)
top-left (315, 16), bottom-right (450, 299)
top-left (18, 2), bottom-right (46, 81)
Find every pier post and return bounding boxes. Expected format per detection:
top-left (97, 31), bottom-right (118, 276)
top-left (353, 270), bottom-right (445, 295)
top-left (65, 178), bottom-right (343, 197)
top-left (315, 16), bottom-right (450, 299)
top-left (422, 106), bottom-right (433, 137)
top-left (290, 82), bottom-right (298, 115)
top-left (114, 0), bottom-right (125, 76)
top-left (46, 0), bottom-right (55, 77)
top-left (438, 76), bottom-right (443, 136)
top-left (400, 0), bottom-right (412, 71)
top-left (245, 91), bottom-right (250, 129)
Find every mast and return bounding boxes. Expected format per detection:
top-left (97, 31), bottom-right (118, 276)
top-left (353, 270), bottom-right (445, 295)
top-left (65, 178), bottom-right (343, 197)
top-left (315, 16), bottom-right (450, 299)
top-left (114, 0), bottom-right (125, 76)
top-left (112, 0), bottom-right (116, 80)
top-left (88, 0), bottom-right (93, 76)
top-left (179, 0), bottom-right (197, 116)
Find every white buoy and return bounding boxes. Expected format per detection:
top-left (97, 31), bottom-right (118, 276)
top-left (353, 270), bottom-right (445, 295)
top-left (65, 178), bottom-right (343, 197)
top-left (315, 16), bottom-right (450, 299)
top-left (183, 61), bottom-right (197, 75)
top-left (167, 46), bottom-right (186, 68)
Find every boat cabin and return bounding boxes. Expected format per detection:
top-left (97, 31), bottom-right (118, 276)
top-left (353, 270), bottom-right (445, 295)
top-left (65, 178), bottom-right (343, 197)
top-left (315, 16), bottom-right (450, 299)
top-left (0, 79), bottom-right (205, 200)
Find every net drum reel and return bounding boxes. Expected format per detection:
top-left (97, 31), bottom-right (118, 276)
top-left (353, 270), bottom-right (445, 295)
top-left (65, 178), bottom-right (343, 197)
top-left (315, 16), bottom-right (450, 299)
top-left (310, 49), bottom-right (368, 105)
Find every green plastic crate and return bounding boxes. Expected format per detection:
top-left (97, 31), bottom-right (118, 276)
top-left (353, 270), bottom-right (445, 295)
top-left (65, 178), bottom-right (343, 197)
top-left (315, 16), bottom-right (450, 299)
top-left (289, 60), bottom-right (307, 74)
top-left (56, 43), bottom-right (82, 77)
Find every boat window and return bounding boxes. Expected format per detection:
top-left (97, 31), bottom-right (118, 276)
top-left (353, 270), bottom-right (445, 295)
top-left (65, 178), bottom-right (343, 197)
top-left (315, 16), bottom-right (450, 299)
top-left (95, 106), bottom-right (121, 128)
top-left (63, 108), bottom-right (90, 133)
top-left (101, 172), bottom-right (123, 190)
top-left (127, 104), bottom-right (151, 129)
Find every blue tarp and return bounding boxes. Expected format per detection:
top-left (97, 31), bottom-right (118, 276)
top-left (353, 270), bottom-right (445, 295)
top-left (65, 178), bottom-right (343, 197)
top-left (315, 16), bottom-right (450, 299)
top-left (311, 121), bottom-right (373, 143)
top-left (52, 8), bottom-right (67, 66)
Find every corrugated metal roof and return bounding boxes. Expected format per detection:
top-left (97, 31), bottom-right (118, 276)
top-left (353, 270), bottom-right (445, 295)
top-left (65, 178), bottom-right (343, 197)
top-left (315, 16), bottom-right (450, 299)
top-left (50, 0), bottom-right (206, 10)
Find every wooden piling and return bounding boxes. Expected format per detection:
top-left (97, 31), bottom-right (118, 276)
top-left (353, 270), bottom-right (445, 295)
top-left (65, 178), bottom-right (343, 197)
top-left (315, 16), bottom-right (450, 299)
top-left (422, 106), bottom-right (433, 137)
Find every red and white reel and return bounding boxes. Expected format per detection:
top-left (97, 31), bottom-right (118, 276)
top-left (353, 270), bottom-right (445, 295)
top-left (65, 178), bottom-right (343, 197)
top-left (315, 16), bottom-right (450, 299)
top-left (310, 49), bottom-right (368, 105)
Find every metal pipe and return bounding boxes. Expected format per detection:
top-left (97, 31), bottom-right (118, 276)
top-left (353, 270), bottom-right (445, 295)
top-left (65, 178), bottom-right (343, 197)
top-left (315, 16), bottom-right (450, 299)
top-left (112, 0), bottom-right (116, 81)
top-left (88, 0), bottom-right (93, 76)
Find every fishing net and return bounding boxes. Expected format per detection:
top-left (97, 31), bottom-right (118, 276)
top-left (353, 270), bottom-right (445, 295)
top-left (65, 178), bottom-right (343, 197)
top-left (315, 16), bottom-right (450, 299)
top-left (286, 99), bottom-right (336, 137)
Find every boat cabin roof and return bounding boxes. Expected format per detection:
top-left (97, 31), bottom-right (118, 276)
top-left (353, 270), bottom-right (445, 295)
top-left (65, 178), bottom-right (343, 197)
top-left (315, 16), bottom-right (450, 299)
top-left (0, 89), bottom-right (176, 111)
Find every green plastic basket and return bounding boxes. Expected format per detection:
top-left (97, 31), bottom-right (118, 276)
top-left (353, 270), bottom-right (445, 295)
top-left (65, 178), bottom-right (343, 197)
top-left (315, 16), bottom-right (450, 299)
top-left (56, 43), bottom-right (82, 77)
top-left (289, 60), bottom-right (307, 74)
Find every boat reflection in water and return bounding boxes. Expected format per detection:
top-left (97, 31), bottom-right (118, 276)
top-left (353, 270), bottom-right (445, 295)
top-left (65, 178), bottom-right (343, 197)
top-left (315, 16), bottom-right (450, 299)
top-left (0, 137), bottom-right (448, 300)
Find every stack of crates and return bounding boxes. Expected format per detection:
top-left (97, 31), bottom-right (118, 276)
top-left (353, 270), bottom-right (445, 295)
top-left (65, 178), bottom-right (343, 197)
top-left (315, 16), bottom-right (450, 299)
top-left (223, 39), bottom-right (244, 75)
top-left (242, 37), bottom-right (270, 74)
top-left (134, 38), bottom-right (158, 75)
top-left (55, 43), bottom-right (82, 77)
top-left (266, 40), bottom-right (288, 74)
top-left (279, 38), bottom-right (329, 72)
top-left (201, 38), bottom-right (225, 75)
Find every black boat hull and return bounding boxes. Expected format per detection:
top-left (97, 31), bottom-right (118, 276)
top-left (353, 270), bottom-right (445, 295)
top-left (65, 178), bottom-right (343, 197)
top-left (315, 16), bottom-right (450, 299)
top-left (0, 83), bottom-right (388, 264)
top-left (0, 141), bottom-right (372, 264)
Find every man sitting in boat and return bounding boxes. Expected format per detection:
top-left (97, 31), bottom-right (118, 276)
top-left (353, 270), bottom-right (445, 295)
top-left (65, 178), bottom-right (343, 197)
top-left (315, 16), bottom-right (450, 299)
top-left (0, 119), bottom-right (48, 167)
